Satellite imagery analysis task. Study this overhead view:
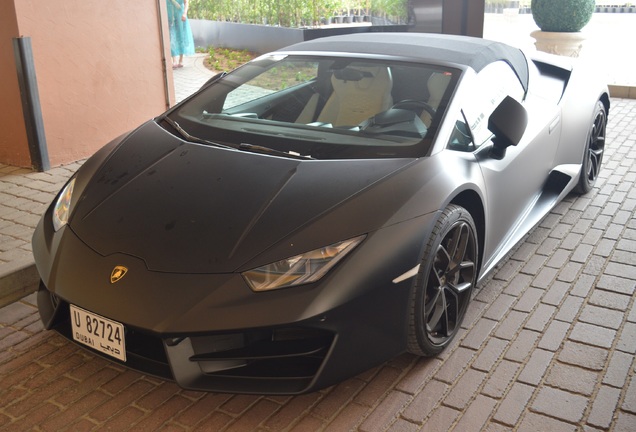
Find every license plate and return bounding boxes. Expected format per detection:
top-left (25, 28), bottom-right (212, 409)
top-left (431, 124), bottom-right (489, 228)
top-left (70, 305), bottom-right (126, 362)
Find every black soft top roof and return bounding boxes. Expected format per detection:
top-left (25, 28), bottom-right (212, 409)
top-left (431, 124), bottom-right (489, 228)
top-left (278, 32), bottom-right (529, 92)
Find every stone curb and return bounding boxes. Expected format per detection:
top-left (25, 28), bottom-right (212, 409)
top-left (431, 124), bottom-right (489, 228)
top-left (0, 256), bottom-right (39, 308)
top-left (609, 84), bottom-right (636, 99)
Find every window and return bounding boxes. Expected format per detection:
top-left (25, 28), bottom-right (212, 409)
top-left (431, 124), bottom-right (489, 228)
top-left (455, 61), bottom-right (525, 150)
top-left (223, 60), bottom-right (319, 110)
top-left (171, 55), bottom-right (461, 160)
top-left (448, 115), bottom-right (474, 152)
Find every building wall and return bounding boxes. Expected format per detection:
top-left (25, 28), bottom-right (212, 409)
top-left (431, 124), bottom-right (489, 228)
top-left (0, 1), bottom-right (30, 167)
top-left (1, 0), bottom-right (174, 168)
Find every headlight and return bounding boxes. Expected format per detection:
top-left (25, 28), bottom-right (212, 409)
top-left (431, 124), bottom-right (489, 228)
top-left (52, 178), bottom-right (76, 231)
top-left (242, 235), bottom-right (365, 292)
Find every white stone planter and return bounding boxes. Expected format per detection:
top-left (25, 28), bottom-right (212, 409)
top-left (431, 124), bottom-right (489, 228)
top-left (531, 30), bottom-right (586, 57)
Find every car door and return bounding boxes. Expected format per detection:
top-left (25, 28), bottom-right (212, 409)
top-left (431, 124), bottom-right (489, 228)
top-left (456, 61), bottom-right (562, 270)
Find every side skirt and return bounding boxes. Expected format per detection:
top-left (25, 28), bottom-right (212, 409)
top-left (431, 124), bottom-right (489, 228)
top-left (478, 166), bottom-right (579, 284)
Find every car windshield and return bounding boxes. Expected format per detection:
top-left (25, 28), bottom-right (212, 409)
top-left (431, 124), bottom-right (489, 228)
top-left (167, 54), bottom-right (460, 160)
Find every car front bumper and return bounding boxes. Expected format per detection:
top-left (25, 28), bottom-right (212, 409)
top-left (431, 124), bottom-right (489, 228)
top-left (34, 211), bottom-right (436, 394)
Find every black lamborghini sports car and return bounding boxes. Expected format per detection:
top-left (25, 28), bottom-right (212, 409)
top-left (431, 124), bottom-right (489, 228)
top-left (34, 33), bottom-right (609, 394)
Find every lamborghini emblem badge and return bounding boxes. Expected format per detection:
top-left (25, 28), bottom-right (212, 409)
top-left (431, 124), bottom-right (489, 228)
top-left (110, 266), bottom-right (128, 284)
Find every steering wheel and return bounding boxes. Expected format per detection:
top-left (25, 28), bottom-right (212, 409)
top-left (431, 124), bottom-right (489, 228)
top-left (391, 100), bottom-right (436, 118)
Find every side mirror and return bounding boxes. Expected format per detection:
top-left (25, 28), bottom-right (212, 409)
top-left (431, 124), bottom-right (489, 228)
top-left (488, 96), bottom-right (528, 160)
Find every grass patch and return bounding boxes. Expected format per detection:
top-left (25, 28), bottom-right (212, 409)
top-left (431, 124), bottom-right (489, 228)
top-left (204, 47), bottom-right (258, 72)
top-left (199, 47), bottom-right (317, 93)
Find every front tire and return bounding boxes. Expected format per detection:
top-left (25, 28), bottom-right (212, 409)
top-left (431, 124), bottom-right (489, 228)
top-left (408, 204), bottom-right (478, 356)
top-left (575, 101), bottom-right (607, 194)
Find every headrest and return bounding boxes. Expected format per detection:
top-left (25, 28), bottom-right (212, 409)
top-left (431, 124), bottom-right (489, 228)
top-left (332, 68), bottom-right (374, 82)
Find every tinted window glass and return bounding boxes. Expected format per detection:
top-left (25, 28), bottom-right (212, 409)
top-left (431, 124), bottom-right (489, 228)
top-left (168, 55), bottom-right (461, 160)
top-left (461, 61), bottom-right (525, 148)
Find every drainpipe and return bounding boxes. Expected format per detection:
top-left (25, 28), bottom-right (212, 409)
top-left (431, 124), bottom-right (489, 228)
top-left (157, 0), bottom-right (173, 109)
top-left (12, 36), bottom-right (50, 172)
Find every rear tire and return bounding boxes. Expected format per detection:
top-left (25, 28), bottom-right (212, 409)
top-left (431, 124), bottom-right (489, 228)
top-left (575, 101), bottom-right (607, 194)
top-left (407, 205), bottom-right (478, 356)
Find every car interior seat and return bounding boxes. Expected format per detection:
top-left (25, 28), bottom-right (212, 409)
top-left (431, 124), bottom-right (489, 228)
top-left (422, 72), bottom-right (452, 125)
top-left (297, 66), bottom-right (393, 127)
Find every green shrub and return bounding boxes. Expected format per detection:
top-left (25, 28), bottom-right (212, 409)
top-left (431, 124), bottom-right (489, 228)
top-left (188, 0), bottom-right (407, 27)
top-left (531, 0), bottom-right (595, 32)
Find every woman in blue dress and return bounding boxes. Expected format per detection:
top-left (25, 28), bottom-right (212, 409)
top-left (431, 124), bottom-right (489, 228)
top-left (167, 0), bottom-right (195, 69)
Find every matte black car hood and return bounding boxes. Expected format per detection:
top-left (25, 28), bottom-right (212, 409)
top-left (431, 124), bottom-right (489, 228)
top-left (70, 121), bottom-right (413, 273)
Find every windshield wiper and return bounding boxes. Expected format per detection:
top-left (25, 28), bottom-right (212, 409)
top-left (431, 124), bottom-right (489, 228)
top-left (162, 117), bottom-right (237, 151)
top-left (162, 116), bottom-right (313, 160)
top-left (238, 143), bottom-right (314, 160)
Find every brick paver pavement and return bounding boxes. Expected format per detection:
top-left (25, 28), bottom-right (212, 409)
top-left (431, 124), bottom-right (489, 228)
top-left (0, 97), bottom-right (635, 430)
top-left (0, 163), bottom-right (83, 306)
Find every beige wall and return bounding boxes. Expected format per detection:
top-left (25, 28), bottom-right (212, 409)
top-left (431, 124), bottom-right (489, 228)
top-left (1, 0), bottom-right (174, 168)
top-left (0, 1), bottom-right (30, 167)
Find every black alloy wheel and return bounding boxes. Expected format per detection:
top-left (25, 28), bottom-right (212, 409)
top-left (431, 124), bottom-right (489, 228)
top-left (408, 204), bottom-right (478, 356)
top-left (575, 101), bottom-right (607, 194)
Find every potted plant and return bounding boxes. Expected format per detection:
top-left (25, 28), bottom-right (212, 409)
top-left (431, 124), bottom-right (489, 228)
top-left (530, 0), bottom-right (595, 57)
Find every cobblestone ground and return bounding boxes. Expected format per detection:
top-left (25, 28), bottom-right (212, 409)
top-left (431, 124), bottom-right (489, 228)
top-left (0, 163), bottom-right (82, 266)
top-left (1, 99), bottom-right (635, 431)
top-left (172, 53), bottom-right (214, 103)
